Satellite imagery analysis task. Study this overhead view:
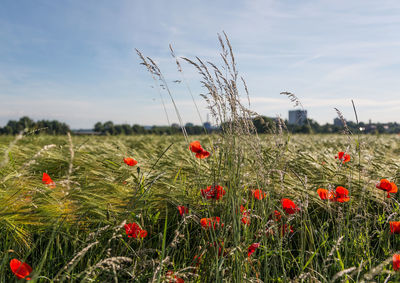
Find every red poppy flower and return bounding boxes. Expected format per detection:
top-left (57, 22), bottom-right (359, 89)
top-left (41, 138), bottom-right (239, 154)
top-left (317, 188), bottom-right (328, 200)
top-left (390, 222), bottom-right (400, 234)
top-left (273, 210), bottom-right (282, 222)
top-left (281, 198), bottom-right (299, 214)
top-left (334, 186), bottom-right (350, 202)
top-left (10, 259), bottom-right (32, 280)
top-left (177, 206), bottom-right (189, 216)
top-left (241, 215), bottom-right (251, 225)
top-left (248, 243), bottom-right (260, 257)
top-left (123, 157), bottom-right (138, 166)
top-left (335, 151), bottom-right (351, 163)
top-left (240, 205), bottom-right (251, 225)
top-left (201, 185), bottom-right (226, 200)
top-left (42, 173), bottom-right (55, 188)
top-left (200, 217), bottom-right (224, 229)
top-left (166, 270), bottom-right (184, 283)
top-left (124, 223), bottom-right (147, 238)
top-left (189, 141), bottom-right (202, 153)
top-left (376, 179), bottom-right (398, 198)
top-left (394, 254), bottom-right (400, 271)
top-left (189, 141), bottom-right (210, 159)
top-left (317, 188), bottom-right (335, 201)
top-left (252, 189), bottom-right (266, 200)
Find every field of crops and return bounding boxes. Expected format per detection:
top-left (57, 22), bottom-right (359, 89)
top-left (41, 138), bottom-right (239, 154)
top-left (1, 132), bottom-right (400, 282)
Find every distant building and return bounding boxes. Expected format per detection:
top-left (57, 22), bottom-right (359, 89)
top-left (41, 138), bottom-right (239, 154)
top-left (334, 118), bottom-right (344, 127)
top-left (288, 110), bottom-right (307, 125)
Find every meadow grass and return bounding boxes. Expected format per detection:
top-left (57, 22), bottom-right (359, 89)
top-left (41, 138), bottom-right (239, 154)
top-left (1, 133), bottom-right (400, 282)
top-left (3, 33), bottom-right (400, 282)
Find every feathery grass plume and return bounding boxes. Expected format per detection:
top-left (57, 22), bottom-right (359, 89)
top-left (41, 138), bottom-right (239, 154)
top-left (136, 49), bottom-right (189, 143)
top-left (332, 267), bottom-right (357, 281)
top-left (81, 256), bottom-right (133, 280)
top-left (334, 107), bottom-right (353, 136)
top-left (106, 220), bottom-right (126, 257)
top-left (361, 255), bottom-right (396, 282)
top-left (54, 240), bottom-right (99, 281)
top-left (151, 256), bottom-right (170, 283)
top-left (323, 236), bottom-right (344, 267)
top-left (281, 91), bottom-right (313, 134)
top-left (169, 44), bottom-right (206, 131)
top-left (182, 32), bottom-right (258, 137)
top-left (351, 99), bottom-right (360, 125)
top-left (87, 224), bottom-right (110, 241)
top-left (180, 32), bottom-right (295, 281)
top-left (136, 49), bottom-right (171, 125)
top-left (296, 272), bottom-right (321, 282)
top-left (281, 91), bottom-right (303, 108)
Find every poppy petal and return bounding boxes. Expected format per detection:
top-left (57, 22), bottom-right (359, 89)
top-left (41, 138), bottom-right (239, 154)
top-left (394, 254), bottom-right (400, 271)
top-left (124, 157), bottom-right (138, 166)
top-left (189, 141), bottom-right (203, 153)
top-left (248, 243), bottom-right (260, 257)
top-left (124, 223), bottom-right (146, 238)
top-left (177, 206), bottom-right (189, 216)
top-left (10, 259), bottom-right (32, 280)
top-left (252, 189), bottom-right (266, 200)
top-left (336, 151), bottom-right (350, 163)
top-left (281, 198), bottom-right (299, 214)
top-left (195, 150), bottom-right (210, 159)
top-left (42, 173), bottom-right (55, 187)
top-left (317, 188), bottom-right (329, 200)
top-left (334, 186), bottom-right (350, 202)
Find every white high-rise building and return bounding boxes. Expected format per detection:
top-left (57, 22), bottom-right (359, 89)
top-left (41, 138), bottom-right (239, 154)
top-left (288, 110), bottom-right (307, 125)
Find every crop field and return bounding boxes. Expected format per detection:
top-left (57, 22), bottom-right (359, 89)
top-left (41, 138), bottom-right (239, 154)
top-left (1, 133), bottom-right (400, 282)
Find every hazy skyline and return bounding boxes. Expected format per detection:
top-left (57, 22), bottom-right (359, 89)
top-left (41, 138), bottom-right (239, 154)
top-left (1, 0), bottom-right (400, 128)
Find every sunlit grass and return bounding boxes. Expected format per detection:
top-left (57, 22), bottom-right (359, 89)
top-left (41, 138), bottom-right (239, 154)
top-left (1, 134), bottom-right (400, 281)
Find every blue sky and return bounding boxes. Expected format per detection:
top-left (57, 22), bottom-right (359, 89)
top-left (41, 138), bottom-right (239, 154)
top-left (1, 0), bottom-right (400, 128)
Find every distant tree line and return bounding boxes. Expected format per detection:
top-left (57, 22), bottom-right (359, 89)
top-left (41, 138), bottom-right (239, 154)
top-left (253, 116), bottom-right (400, 134)
top-left (94, 117), bottom-right (400, 136)
top-left (93, 121), bottom-right (210, 135)
top-left (1, 116), bottom-right (400, 135)
top-left (288, 119), bottom-right (400, 134)
top-left (0, 116), bottom-right (70, 135)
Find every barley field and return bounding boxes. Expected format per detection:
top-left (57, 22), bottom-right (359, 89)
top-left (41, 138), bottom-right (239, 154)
top-left (3, 34), bottom-right (400, 283)
top-left (2, 132), bottom-right (400, 282)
